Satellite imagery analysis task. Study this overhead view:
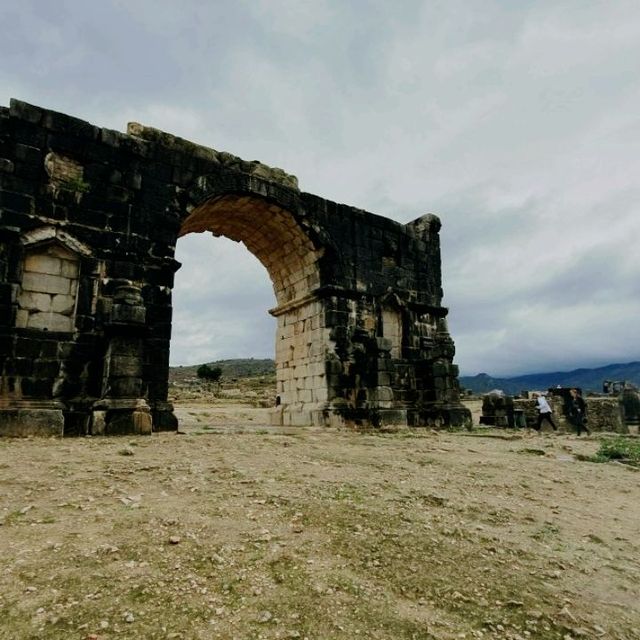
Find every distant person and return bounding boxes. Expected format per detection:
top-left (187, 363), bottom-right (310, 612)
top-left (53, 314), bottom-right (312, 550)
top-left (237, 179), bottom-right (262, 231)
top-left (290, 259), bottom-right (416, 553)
top-left (566, 388), bottom-right (589, 436)
top-left (532, 392), bottom-right (557, 432)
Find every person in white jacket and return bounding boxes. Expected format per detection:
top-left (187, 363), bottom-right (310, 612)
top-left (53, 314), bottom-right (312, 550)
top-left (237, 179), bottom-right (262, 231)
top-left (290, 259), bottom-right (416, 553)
top-left (532, 392), bottom-right (557, 432)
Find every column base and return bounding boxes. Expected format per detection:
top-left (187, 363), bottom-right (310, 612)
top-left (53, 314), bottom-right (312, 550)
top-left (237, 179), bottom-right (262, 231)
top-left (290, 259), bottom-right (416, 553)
top-left (0, 401), bottom-right (65, 437)
top-left (271, 401), bottom-right (472, 430)
top-left (408, 403), bottom-right (473, 429)
top-left (92, 399), bottom-right (153, 435)
top-left (150, 401), bottom-right (179, 432)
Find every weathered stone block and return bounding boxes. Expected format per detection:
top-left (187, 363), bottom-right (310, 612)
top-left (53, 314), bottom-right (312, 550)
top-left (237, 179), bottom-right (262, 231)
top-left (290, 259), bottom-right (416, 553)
top-left (109, 378), bottom-right (143, 397)
top-left (21, 272), bottom-right (70, 294)
top-left (91, 410), bottom-right (106, 435)
top-left (34, 359), bottom-right (60, 378)
top-left (19, 291), bottom-right (51, 311)
top-left (110, 355), bottom-right (142, 377)
top-left (60, 260), bottom-right (79, 278)
top-left (9, 99), bottom-right (42, 124)
top-left (111, 304), bottom-right (146, 325)
top-left (371, 386), bottom-right (394, 402)
top-left (28, 312), bottom-right (73, 332)
top-left (51, 293), bottom-right (75, 314)
top-left (0, 189), bottom-right (33, 214)
top-left (0, 409), bottom-right (64, 437)
top-left (15, 309), bottom-right (28, 328)
top-left (105, 409), bottom-right (152, 435)
top-left (18, 377), bottom-right (52, 397)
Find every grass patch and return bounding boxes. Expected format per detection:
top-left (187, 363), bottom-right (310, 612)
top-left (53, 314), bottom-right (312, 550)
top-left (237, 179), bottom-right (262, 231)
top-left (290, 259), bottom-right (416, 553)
top-left (519, 448), bottom-right (547, 456)
top-left (581, 437), bottom-right (640, 467)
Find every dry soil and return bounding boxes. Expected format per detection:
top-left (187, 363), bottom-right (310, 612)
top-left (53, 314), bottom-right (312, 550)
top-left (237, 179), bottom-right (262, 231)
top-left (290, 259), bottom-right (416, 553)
top-left (1, 403), bottom-right (639, 640)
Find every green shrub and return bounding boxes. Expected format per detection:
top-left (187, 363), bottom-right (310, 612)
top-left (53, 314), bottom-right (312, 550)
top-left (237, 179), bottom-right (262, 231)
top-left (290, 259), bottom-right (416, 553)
top-left (197, 364), bottom-right (222, 382)
top-left (590, 437), bottom-right (640, 466)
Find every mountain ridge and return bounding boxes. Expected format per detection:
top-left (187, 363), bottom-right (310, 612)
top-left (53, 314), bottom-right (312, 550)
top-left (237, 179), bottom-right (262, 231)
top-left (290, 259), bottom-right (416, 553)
top-left (459, 361), bottom-right (640, 395)
top-left (169, 359), bottom-right (640, 395)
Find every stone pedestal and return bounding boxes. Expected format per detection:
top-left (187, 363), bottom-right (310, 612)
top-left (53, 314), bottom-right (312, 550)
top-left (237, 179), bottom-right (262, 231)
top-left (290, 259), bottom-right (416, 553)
top-left (92, 398), bottom-right (152, 435)
top-left (0, 401), bottom-right (65, 437)
top-left (97, 283), bottom-right (155, 435)
top-left (150, 401), bottom-right (179, 432)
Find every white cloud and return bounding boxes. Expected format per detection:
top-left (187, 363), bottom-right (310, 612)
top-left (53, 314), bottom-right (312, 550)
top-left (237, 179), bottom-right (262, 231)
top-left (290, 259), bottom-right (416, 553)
top-left (171, 234), bottom-right (276, 365)
top-left (1, 0), bottom-right (639, 375)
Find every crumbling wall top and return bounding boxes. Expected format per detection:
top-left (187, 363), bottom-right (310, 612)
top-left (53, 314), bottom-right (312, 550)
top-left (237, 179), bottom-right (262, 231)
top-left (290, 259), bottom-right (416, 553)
top-left (126, 122), bottom-right (299, 191)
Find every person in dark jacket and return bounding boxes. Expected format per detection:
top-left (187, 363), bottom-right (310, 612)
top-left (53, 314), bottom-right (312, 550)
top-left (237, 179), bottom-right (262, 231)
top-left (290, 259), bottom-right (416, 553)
top-left (566, 388), bottom-right (589, 435)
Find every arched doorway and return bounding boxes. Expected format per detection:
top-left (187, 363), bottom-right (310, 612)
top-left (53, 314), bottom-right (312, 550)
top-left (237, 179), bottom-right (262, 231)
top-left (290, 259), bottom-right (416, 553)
top-left (176, 190), bottom-right (329, 426)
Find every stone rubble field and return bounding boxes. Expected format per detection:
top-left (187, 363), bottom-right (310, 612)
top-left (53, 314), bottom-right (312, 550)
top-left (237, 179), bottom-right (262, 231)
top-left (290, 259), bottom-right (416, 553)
top-left (1, 404), bottom-right (639, 640)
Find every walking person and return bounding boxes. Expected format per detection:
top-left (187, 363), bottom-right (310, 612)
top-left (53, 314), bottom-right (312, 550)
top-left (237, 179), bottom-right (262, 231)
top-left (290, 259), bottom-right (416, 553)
top-left (566, 388), bottom-right (590, 436)
top-left (532, 392), bottom-right (557, 432)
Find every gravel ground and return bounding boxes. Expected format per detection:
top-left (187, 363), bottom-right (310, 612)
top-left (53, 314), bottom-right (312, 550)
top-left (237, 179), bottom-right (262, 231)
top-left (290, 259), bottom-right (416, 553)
top-left (1, 406), bottom-right (639, 640)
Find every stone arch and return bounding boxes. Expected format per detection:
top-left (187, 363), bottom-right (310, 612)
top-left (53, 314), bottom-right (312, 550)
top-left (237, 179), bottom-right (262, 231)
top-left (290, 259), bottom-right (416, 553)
top-left (179, 193), bottom-right (321, 307)
top-left (175, 174), bottom-right (336, 426)
top-left (0, 100), bottom-right (472, 435)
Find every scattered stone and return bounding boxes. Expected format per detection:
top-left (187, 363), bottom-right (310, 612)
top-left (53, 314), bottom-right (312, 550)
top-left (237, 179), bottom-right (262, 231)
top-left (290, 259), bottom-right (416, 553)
top-left (257, 611), bottom-right (273, 623)
top-left (169, 536), bottom-right (181, 545)
top-left (505, 600), bottom-right (524, 608)
top-left (123, 612), bottom-right (135, 623)
top-left (559, 606), bottom-right (577, 622)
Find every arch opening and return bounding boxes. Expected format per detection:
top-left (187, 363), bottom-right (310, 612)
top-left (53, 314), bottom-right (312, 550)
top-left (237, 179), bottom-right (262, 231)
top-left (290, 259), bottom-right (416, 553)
top-left (176, 193), bottom-right (330, 425)
top-left (180, 194), bottom-right (321, 306)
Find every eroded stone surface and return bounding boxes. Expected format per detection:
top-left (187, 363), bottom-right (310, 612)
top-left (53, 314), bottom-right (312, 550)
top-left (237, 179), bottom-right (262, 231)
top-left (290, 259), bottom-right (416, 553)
top-left (0, 99), bottom-right (471, 435)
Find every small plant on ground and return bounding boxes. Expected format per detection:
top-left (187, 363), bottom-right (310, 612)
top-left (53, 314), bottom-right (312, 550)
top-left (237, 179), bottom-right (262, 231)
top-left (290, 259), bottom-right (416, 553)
top-left (586, 436), bottom-right (640, 467)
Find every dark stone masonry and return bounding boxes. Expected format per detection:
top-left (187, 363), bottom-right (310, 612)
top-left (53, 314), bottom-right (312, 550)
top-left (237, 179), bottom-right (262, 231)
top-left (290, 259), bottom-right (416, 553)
top-left (0, 99), bottom-right (471, 435)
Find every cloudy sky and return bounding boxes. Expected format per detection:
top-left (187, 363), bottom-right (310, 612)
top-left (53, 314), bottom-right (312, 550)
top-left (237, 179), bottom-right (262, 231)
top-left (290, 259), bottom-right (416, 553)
top-left (2, 0), bottom-right (639, 376)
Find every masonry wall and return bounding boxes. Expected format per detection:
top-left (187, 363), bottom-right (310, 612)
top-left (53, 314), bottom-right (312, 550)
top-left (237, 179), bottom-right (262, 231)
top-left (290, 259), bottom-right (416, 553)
top-left (514, 396), bottom-right (626, 433)
top-left (0, 99), bottom-right (471, 435)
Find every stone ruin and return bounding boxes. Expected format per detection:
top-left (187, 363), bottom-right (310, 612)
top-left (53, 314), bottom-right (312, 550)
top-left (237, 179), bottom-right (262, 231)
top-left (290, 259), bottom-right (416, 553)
top-left (0, 99), bottom-right (471, 436)
top-left (478, 385), bottom-right (636, 433)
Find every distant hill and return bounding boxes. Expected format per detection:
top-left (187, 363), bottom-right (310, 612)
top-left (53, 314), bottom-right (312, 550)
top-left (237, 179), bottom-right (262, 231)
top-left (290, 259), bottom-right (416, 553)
top-left (170, 358), bottom-right (640, 396)
top-left (460, 361), bottom-right (640, 395)
top-left (170, 358), bottom-right (275, 384)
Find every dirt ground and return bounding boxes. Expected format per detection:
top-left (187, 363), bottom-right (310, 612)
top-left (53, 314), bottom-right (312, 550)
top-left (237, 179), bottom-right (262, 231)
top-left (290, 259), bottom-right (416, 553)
top-left (1, 401), bottom-right (639, 640)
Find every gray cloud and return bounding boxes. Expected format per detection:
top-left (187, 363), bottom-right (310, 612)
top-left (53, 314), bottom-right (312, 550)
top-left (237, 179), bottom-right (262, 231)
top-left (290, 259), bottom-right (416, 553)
top-left (1, 1), bottom-right (639, 374)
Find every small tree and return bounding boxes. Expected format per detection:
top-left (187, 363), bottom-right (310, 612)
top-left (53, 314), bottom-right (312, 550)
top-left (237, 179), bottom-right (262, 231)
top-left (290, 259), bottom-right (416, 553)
top-left (197, 364), bottom-right (222, 382)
